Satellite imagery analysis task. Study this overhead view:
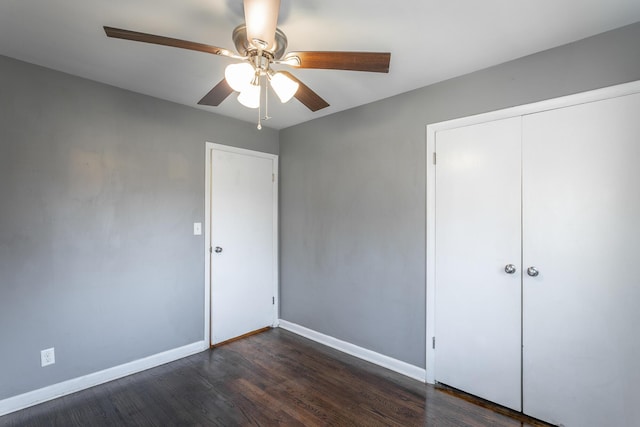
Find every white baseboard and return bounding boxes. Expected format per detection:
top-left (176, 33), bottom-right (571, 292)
top-left (0, 340), bottom-right (207, 417)
top-left (278, 319), bottom-right (426, 382)
top-left (1, 326), bottom-right (426, 417)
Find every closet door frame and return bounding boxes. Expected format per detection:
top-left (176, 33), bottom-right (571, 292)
top-left (425, 80), bottom-right (640, 384)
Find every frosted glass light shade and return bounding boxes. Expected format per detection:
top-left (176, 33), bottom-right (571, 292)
top-left (238, 83), bottom-right (261, 109)
top-left (269, 72), bottom-right (299, 103)
top-left (225, 62), bottom-right (254, 92)
top-left (244, 0), bottom-right (280, 50)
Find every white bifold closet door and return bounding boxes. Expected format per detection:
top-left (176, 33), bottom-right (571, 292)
top-left (434, 117), bottom-right (522, 411)
top-left (434, 90), bottom-right (640, 426)
top-left (522, 92), bottom-right (640, 426)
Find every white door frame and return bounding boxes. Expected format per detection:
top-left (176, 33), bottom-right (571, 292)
top-left (204, 142), bottom-right (279, 346)
top-left (425, 80), bottom-right (640, 384)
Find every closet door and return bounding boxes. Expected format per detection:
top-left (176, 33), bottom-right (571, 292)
top-left (435, 117), bottom-right (522, 411)
top-left (522, 92), bottom-right (640, 426)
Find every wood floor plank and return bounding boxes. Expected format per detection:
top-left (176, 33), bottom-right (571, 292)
top-left (0, 328), bottom-right (550, 426)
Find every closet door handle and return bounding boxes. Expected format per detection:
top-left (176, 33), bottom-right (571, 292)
top-left (527, 266), bottom-right (539, 277)
top-left (504, 264), bottom-right (516, 274)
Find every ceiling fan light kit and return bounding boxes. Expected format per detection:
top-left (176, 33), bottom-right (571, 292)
top-left (224, 62), bottom-right (254, 92)
top-left (104, 0), bottom-right (391, 129)
top-left (268, 71), bottom-right (299, 103)
top-left (237, 83), bottom-right (261, 109)
top-left (224, 38), bottom-right (299, 112)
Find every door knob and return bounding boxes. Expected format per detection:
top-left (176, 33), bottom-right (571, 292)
top-left (527, 266), bottom-right (539, 277)
top-left (504, 264), bottom-right (516, 274)
top-left (214, 246), bottom-right (223, 253)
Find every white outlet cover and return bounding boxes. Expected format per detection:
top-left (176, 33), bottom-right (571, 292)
top-left (41, 347), bottom-right (55, 367)
top-left (193, 222), bottom-right (202, 236)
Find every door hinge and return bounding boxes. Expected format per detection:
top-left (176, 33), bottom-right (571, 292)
top-left (209, 246), bottom-right (212, 254)
top-left (432, 336), bottom-right (436, 349)
top-left (433, 152), bottom-right (437, 165)
top-left (272, 296), bottom-right (275, 305)
top-left (272, 173), bottom-right (275, 182)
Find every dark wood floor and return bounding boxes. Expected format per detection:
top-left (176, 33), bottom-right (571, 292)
top-left (0, 328), bottom-right (546, 426)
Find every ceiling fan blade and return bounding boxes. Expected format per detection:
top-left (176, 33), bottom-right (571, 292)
top-left (103, 26), bottom-right (243, 59)
top-left (282, 51), bottom-right (391, 73)
top-left (279, 71), bottom-right (329, 112)
top-left (198, 79), bottom-right (234, 106)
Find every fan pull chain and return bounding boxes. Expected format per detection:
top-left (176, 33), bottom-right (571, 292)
top-left (263, 75), bottom-right (271, 122)
top-left (256, 75), bottom-right (271, 130)
top-left (257, 77), bottom-right (262, 130)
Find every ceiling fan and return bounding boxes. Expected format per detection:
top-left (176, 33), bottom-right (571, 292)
top-left (104, 0), bottom-right (390, 128)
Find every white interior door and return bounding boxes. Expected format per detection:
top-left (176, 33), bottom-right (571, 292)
top-left (210, 146), bottom-right (276, 345)
top-left (522, 92), bottom-right (640, 426)
top-left (434, 117), bottom-right (522, 411)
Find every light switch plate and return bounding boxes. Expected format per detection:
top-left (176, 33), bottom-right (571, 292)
top-left (193, 222), bottom-right (202, 235)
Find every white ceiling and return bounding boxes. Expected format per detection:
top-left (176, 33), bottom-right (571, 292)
top-left (1, 1), bottom-right (639, 129)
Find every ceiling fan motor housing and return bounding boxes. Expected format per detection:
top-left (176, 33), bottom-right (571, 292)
top-left (232, 25), bottom-right (288, 60)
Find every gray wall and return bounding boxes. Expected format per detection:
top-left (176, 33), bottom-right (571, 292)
top-left (278, 22), bottom-right (640, 368)
top-left (2, 20), bottom-right (640, 403)
top-left (0, 55), bottom-right (277, 400)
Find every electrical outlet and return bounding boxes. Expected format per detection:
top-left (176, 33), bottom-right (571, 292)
top-left (41, 347), bottom-right (55, 367)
